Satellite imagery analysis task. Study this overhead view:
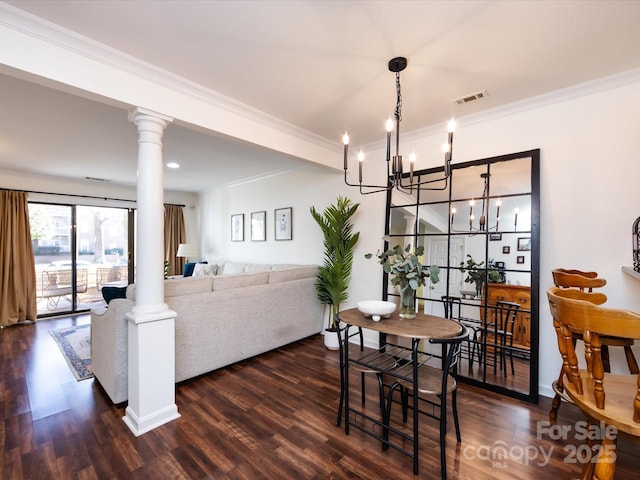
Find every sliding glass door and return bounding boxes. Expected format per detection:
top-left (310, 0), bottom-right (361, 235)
top-left (30, 203), bottom-right (133, 317)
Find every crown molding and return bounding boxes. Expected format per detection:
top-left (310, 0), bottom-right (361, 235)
top-left (364, 67), bottom-right (640, 152)
top-left (413, 67), bottom-right (640, 143)
top-left (0, 3), bottom-right (336, 152)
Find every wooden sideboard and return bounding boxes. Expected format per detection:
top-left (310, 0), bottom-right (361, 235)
top-left (484, 283), bottom-right (531, 350)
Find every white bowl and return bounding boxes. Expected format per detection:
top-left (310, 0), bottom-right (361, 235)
top-left (357, 300), bottom-right (396, 321)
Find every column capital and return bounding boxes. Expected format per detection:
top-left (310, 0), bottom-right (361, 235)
top-left (128, 107), bottom-right (173, 125)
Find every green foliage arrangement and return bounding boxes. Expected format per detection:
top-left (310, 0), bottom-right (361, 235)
top-left (365, 240), bottom-right (440, 290)
top-left (310, 197), bottom-right (360, 330)
top-left (459, 254), bottom-right (500, 285)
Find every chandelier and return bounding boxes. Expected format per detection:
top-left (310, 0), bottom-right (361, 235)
top-left (449, 173), bottom-right (520, 233)
top-left (342, 56), bottom-right (455, 195)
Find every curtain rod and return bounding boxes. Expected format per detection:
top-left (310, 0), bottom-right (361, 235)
top-left (1, 187), bottom-right (185, 207)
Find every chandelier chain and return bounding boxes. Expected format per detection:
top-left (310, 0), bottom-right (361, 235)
top-left (395, 72), bottom-right (402, 122)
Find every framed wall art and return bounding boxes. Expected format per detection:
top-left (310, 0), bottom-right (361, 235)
top-left (502, 246), bottom-right (510, 254)
top-left (274, 207), bottom-right (292, 241)
top-left (231, 214), bottom-right (244, 242)
top-left (489, 233), bottom-right (502, 241)
top-left (517, 255), bottom-right (525, 264)
top-left (251, 211), bottom-right (266, 241)
top-left (517, 237), bottom-right (531, 251)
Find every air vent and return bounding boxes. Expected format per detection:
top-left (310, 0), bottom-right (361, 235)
top-left (453, 89), bottom-right (489, 105)
top-left (85, 176), bottom-right (110, 182)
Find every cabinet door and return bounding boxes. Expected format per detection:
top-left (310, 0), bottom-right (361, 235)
top-left (487, 286), bottom-right (512, 304)
top-left (513, 290), bottom-right (531, 348)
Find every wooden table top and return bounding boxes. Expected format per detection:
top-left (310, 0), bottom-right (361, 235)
top-left (338, 308), bottom-right (463, 340)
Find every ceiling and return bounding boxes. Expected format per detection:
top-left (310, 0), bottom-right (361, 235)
top-left (2, 0), bottom-right (640, 192)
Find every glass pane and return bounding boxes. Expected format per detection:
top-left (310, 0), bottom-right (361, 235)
top-left (76, 206), bottom-right (129, 310)
top-left (30, 203), bottom-right (73, 316)
top-left (489, 156), bottom-right (532, 197)
top-left (451, 163), bottom-right (488, 202)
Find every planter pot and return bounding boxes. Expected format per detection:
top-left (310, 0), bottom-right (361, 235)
top-left (323, 328), bottom-right (340, 350)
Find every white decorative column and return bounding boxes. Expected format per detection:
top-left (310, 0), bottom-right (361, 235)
top-left (123, 107), bottom-right (180, 436)
top-left (404, 213), bottom-right (416, 248)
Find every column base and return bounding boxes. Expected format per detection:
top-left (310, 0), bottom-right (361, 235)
top-left (123, 403), bottom-right (180, 437)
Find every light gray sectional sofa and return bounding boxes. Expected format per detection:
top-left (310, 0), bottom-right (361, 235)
top-left (90, 262), bottom-right (323, 404)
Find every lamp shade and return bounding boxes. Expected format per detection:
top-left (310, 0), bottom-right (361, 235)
top-left (176, 243), bottom-right (197, 258)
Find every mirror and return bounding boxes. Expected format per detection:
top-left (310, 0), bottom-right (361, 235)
top-left (385, 150), bottom-right (540, 402)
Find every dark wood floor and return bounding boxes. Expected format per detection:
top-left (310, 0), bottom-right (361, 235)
top-left (2, 315), bottom-right (639, 479)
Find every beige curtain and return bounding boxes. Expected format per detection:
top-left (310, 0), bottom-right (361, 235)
top-left (164, 205), bottom-right (186, 276)
top-left (0, 190), bottom-right (37, 326)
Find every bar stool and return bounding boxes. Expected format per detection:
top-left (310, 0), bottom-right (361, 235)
top-left (335, 319), bottom-right (397, 429)
top-left (547, 287), bottom-right (640, 479)
top-left (386, 325), bottom-right (469, 480)
top-left (549, 268), bottom-right (639, 423)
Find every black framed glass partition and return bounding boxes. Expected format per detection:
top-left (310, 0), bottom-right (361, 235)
top-left (383, 150), bottom-right (540, 402)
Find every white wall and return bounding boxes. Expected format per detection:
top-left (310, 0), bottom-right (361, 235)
top-left (197, 75), bottom-right (640, 398)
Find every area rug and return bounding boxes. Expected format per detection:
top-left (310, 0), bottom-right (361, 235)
top-left (50, 324), bottom-right (93, 381)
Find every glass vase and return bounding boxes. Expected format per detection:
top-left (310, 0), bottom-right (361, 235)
top-left (475, 281), bottom-right (483, 299)
top-left (399, 285), bottom-right (417, 319)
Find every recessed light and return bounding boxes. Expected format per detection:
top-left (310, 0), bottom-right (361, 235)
top-left (166, 162), bottom-right (180, 169)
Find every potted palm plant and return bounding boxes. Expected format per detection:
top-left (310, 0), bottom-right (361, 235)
top-left (459, 254), bottom-right (501, 299)
top-left (366, 241), bottom-right (440, 318)
top-left (310, 196), bottom-right (360, 350)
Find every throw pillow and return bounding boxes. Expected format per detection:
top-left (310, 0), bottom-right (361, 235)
top-left (183, 261), bottom-right (207, 277)
top-left (102, 286), bottom-right (127, 304)
top-left (193, 263), bottom-right (217, 277)
top-left (183, 262), bottom-right (196, 277)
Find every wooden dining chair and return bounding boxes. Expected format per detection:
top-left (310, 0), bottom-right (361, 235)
top-left (547, 287), bottom-right (640, 480)
top-left (549, 268), bottom-right (639, 423)
top-left (551, 268), bottom-right (605, 291)
top-left (386, 324), bottom-right (469, 480)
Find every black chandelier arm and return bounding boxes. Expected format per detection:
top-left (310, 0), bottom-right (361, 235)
top-left (359, 184), bottom-right (394, 195)
top-left (397, 174), bottom-right (450, 192)
top-left (343, 169), bottom-right (394, 193)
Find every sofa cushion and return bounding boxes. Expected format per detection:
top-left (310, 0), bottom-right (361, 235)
top-left (244, 263), bottom-right (272, 272)
top-left (270, 264), bottom-right (302, 270)
top-left (102, 286), bottom-right (127, 304)
top-left (193, 263), bottom-right (217, 277)
top-left (221, 261), bottom-right (246, 274)
top-left (126, 276), bottom-right (213, 300)
top-left (166, 276), bottom-right (213, 296)
top-left (268, 265), bottom-right (319, 283)
top-left (213, 272), bottom-right (269, 291)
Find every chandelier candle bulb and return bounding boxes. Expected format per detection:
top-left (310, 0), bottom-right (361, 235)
top-left (357, 151), bottom-right (364, 183)
top-left (385, 118), bottom-right (393, 163)
top-left (342, 132), bottom-right (349, 171)
top-left (443, 142), bottom-right (450, 159)
top-left (409, 152), bottom-right (416, 183)
top-left (447, 119), bottom-right (455, 158)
